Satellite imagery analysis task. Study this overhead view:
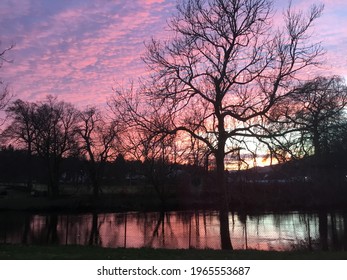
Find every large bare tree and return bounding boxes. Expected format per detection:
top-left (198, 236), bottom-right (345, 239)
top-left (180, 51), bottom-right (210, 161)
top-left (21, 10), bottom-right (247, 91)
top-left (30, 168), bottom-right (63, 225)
top-left (114, 0), bottom-right (324, 249)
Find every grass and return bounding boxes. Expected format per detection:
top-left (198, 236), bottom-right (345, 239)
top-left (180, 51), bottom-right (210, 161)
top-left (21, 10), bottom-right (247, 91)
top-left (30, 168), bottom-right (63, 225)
top-left (1, 244), bottom-right (347, 260)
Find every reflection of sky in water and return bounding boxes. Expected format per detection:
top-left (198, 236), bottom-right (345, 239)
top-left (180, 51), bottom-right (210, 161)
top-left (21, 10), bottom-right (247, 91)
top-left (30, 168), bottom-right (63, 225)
top-left (233, 213), bottom-right (320, 251)
top-left (1, 211), bottom-right (346, 251)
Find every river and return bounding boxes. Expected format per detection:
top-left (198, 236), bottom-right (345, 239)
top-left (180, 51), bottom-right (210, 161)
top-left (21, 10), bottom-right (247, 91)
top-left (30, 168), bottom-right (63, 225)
top-left (1, 210), bottom-right (346, 251)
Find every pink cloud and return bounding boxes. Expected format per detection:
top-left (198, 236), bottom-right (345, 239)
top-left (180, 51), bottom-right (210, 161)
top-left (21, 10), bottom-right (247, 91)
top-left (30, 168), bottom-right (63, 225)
top-left (0, 0), bottom-right (346, 108)
top-left (142, 0), bottom-right (166, 4)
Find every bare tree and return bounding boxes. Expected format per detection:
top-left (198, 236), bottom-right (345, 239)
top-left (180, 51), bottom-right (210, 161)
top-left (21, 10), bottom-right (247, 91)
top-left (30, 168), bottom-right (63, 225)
top-left (264, 76), bottom-right (347, 165)
top-left (3, 96), bottom-right (79, 196)
top-left (271, 75), bottom-right (347, 193)
top-left (32, 96), bottom-right (78, 197)
top-left (115, 0), bottom-right (324, 249)
top-left (0, 42), bottom-right (14, 125)
top-left (76, 107), bottom-right (120, 197)
top-left (4, 99), bottom-right (37, 190)
top-left (114, 105), bottom-right (175, 205)
top-left (289, 76), bottom-right (347, 159)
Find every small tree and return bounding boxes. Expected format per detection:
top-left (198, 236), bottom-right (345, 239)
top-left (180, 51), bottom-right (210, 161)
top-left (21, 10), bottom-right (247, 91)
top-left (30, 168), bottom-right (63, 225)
top-left (4, 99), bottom-right (37, 190)
top-left (116, 111), bottom-right (179, 206)
top-left (76, 107), bottom-right (120, 197)
top-left (290, 76), bottom-right (347, 160)
top-left (138, 131), bottom-right (179, 208)
top-left (286, 76), bottom-right (347, 191)
top-left (32, 96), bottom-right (78, 197)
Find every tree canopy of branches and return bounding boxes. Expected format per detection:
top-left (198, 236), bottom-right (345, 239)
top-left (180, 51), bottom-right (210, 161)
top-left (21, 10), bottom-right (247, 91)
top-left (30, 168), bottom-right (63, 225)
top-left (114, 0), bottom-right (325, 249)
top-left (76, 107), bottom-right (120, 197)
top-left (5, 99), bottom-right (37, 189)
top-left (33, 96), bottom-right (78, 197)
top-left (290, 76), bottom-right (347, 159)
top-left (264, 76), bottom-right (347, 163)
top-left (0, 42), bottom-right (14, 125)
top-left (5, 96), bottom-right (78, 197)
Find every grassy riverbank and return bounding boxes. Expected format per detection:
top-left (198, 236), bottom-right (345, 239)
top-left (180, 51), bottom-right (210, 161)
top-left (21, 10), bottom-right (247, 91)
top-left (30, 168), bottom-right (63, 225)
top-left (2, 186), bottom-right (347, 213)
top-left (2, 180), bottom-right (347, 213)
top-left (1, 244), bottom-right (347, 260)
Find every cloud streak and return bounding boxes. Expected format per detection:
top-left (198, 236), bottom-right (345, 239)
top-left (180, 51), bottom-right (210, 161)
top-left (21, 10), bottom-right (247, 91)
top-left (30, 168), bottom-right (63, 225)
top-left (0, 0), bottom-right (346, 107)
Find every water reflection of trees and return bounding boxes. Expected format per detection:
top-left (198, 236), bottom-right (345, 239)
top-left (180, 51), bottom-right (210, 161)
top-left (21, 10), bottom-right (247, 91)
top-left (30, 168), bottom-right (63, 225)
top-left (0, 212), bottom-right (28, 244)
top-left (26, 214), bottom-right (90, 245)
top-left (89, 213), bottom-right (108, 246)
top-left (240, 212), bottom-right (322, 251)
top-left (2, 211), bottom-right (347, 251)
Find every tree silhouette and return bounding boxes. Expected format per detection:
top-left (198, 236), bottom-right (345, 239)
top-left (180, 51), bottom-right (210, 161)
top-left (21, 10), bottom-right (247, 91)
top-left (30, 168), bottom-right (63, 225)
top-left (290, 76), bottom-right (347, 160)
top-left (76, 107), bottom-right (120, 197)
top-left (0, 42), bottom-right (14, 126)
top-left (4, 99), bottom-right (37, 190)
top-left (32, 96), bottom-right (78, 197)
top-left (116, 0), bottom-right (325, 249)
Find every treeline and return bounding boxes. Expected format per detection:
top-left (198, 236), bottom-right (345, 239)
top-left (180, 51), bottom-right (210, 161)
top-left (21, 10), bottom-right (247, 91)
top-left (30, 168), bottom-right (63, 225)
top-left (0, 96), bottom-right (208, 200)
top-left (1, 80), bottom-right (347, 199)
top-left (0, 97), bottom-right (141, 197)
top-left (0, 146), bottom-right (129, 189)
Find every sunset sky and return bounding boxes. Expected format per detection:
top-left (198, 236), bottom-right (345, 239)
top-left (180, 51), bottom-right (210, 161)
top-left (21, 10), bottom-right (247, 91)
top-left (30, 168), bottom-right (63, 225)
top-left (0, 0), bottom-right (346, 108)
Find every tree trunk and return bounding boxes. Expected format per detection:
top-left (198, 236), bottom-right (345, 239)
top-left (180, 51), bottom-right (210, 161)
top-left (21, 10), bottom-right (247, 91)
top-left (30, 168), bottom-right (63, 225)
top-left (47, 157), bottom-right (60, 198)
top-left (312, 125), bottom-right (327, 202)
top-left (89, 213), bottom-right (99, 245)
top-left (90, 161), bottom-right (105, 198)
top-left (92, 181), bottom-right (99, 197)
top-left (26, 143), bottom-right (33, 192)
top-left (215, 148), bottom-right (233, 250)
top-left (47, 214), bottom-right (58, 244)
top-left (318, 211), bottom-right (328, 251)
top-left (91, 167), bottom-right (99, 198)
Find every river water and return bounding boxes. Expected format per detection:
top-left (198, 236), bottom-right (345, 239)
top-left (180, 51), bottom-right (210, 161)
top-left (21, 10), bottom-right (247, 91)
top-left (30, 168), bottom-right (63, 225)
top-left (1, 210), bottom-right (346, 251)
